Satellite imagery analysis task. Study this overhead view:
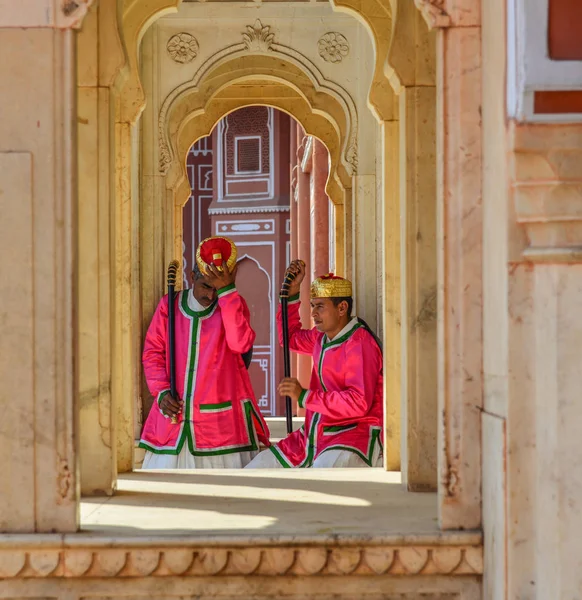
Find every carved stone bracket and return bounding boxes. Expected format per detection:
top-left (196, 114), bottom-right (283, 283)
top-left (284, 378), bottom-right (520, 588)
top-left (414, 0), bottom-right (451, 30)
top-left (0, 538), bottom-right (483, 578)
top-left (60, 0), bottom-right (96, 28)
top-left (511, 122), bottom-right (582, 263)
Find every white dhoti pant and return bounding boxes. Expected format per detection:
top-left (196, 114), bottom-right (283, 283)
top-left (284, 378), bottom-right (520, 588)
top-left (244, 445), bottom-right (383, 469)
top-left (141, 446), bottom-right (259, 469)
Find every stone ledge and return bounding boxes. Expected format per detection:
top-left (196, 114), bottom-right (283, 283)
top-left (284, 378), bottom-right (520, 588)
top-left (0, 533), bottom-right (482, 578)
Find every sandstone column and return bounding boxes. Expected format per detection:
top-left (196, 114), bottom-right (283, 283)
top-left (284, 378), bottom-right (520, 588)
top-left (381, 119), bottom-right (402, 471)
top-left (311, 139), bottom-right (330, 277)
top-left (77, 0), bottom-right (124, 496)
top-left (296, 133), bottom-right (312, 393)
top-left (399, 84), bottom-right (438, 491)
top-left (0, 1), bottom-right (96, 532)
top-left (418, 0), bottom-right (483, 527)
top-left (289, 121), bottom-right (299, 379)
top-left (351, 174), bottom-right (378, 328)
top-left (388, 2), bottom-right (438, 491)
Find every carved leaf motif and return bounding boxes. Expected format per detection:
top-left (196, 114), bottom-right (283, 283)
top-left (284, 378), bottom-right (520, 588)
top-left (163, 549), bottom-right (195, 574)
top-left (159, 142), bottom-right (172, 175)
top-left (328, 548), bottom-right (361, 574)
top-left (229, 549), bottom-right (262, 574)
top-left (0, 551), bottom-right (26, 577)
top-left (130, 550), bottom-right (161, 576)
top-left (397, 548), bottom-right (430, 574)
top-left (63, 550), bottom-right (94, 577)
top-left (431, 547), bottom-right (463, 573)
top-left (257, 548), bottom-right (295, 575)
top-left (94, 550), bottom-right (127, 576)
top-left (199, 549), bottom-right (229, 574)
top-left (296, 548), bottom-right (328, 574)
top-left (464, 547), bottom-right (484, 573)
top-left (242, 20), bottom-right (275, 52)
top-left (29, 551), bottom-right (60, 576)
top-left (364, 548), bottom-right (395, 574)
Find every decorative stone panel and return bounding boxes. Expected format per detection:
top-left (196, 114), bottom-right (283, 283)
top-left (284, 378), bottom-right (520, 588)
top-left (511, 122), bottom-right (582, 262)
top-left (0, 536), bottom-right (482, 579)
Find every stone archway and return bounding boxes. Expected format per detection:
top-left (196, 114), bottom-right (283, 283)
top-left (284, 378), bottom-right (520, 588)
top-left (159, 64), bottom-right (356, 274)
top-left (75, 0), bottom-right (482, 538)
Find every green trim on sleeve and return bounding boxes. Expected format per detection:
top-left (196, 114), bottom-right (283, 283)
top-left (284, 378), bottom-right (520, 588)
top-left (217, 283), bottom-right (236, 297)
top-left (157, 389), bottom-right (171, 407)
top-left (297, 389), bottom-right (309, 409)
top-left (279, 293), bottom-right (300, 304)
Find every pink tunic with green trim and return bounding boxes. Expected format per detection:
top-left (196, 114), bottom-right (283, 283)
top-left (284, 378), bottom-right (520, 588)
top-left (270, 297), bottom-right (383, 467)
top-left (139, 284), bottom-right (270, 458)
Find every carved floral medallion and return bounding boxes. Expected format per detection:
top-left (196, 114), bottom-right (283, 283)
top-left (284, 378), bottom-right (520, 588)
top-left (167, 33), bottom-right (199, 64)
top-left (318, 32), bottom-right (350, 64)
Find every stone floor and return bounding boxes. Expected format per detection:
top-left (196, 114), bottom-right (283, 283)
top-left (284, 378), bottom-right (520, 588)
top-left (81, 469), bottom-right (445, 539)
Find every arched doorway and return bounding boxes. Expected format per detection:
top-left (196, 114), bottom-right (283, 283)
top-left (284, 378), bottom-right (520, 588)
top-left (180, 106), bottom-right (333, 420)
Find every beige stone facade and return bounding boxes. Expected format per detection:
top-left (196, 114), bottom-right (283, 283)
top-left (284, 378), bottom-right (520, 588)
top-left (1, 0), bottom-right (582, 598)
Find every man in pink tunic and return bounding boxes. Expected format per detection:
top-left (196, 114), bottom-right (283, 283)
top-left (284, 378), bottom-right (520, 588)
top-left (139, 236), bottom-right (270, 469)
top-left (246, 260), bottom-right (383, 468)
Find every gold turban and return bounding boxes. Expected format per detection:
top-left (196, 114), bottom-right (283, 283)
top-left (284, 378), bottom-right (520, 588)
top-left (196, 236), bottom-right (237, 275)
top-left (310, 273), bottom-right (352, 299)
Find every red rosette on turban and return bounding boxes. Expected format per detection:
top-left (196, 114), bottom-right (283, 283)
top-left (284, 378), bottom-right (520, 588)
top-left (195, 236), bottom-right (237, 275)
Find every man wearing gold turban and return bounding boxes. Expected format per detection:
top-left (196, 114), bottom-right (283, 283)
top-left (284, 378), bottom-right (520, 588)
top-left (139, 236), bottom-right (270, 469)
top-left (246, 260), bottom-right (383, 468)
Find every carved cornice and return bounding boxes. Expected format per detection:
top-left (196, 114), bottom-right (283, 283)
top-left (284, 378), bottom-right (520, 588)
top-left (0, 540), bottom-right (483, 578)
top-left (413, 0), bottom-right (451, 30)
top-left (208, 206), bottom-right (291, 215)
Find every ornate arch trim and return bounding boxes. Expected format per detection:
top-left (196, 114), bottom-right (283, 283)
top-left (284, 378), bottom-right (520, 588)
top-left (158, 26), bottom-right (358, 179)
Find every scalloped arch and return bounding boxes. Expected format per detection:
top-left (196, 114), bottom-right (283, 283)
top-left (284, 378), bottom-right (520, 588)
top-left (160, 49), bottom-right (358, 186)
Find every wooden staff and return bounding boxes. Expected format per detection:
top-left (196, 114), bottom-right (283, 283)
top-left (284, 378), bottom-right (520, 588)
top-left (167, 260), bottom-right (180, 424)
top-left (279, 263), bottom-right (303, 435)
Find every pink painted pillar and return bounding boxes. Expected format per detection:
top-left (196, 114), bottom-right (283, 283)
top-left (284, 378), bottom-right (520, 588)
top-left (311, 138), bottom-right (330, 278)
top-left (289, 121), bottom-right (298, 380)
top-left (296, 130), bottom-right (312, 411)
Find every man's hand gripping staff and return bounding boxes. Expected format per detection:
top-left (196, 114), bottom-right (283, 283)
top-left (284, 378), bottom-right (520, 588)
top-left (279, 259), bottom-right (305, 434)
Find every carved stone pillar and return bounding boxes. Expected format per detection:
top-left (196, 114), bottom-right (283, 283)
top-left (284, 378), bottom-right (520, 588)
top-left (399, 83), bottom-right (438, 492)
top-left (381, 119), bottom-right (401, 471)
top-left (311, 138), bottom-right (330, 278)
top-left (296, 133), bottom-right (312, 395)
top-left (418, 0), bottom-right (483, 528)
top-left (352, 174), bottom-right (378, 329)
top-left (389, 2), bottom-right (438, 491)
top-left (113, 119), bottom-right (139, 474)
top-left (0, 0), bottom-right (95, 532)
top-left (289, 121), bottom-right (299, 380)
top-left (77, 0), bottom-right (124, 496)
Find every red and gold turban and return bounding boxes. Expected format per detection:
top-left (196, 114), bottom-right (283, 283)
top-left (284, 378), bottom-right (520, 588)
top-left (310, 273), bottom-right (352, 299)
top-left (196, 236), bottom-right (237, 276)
